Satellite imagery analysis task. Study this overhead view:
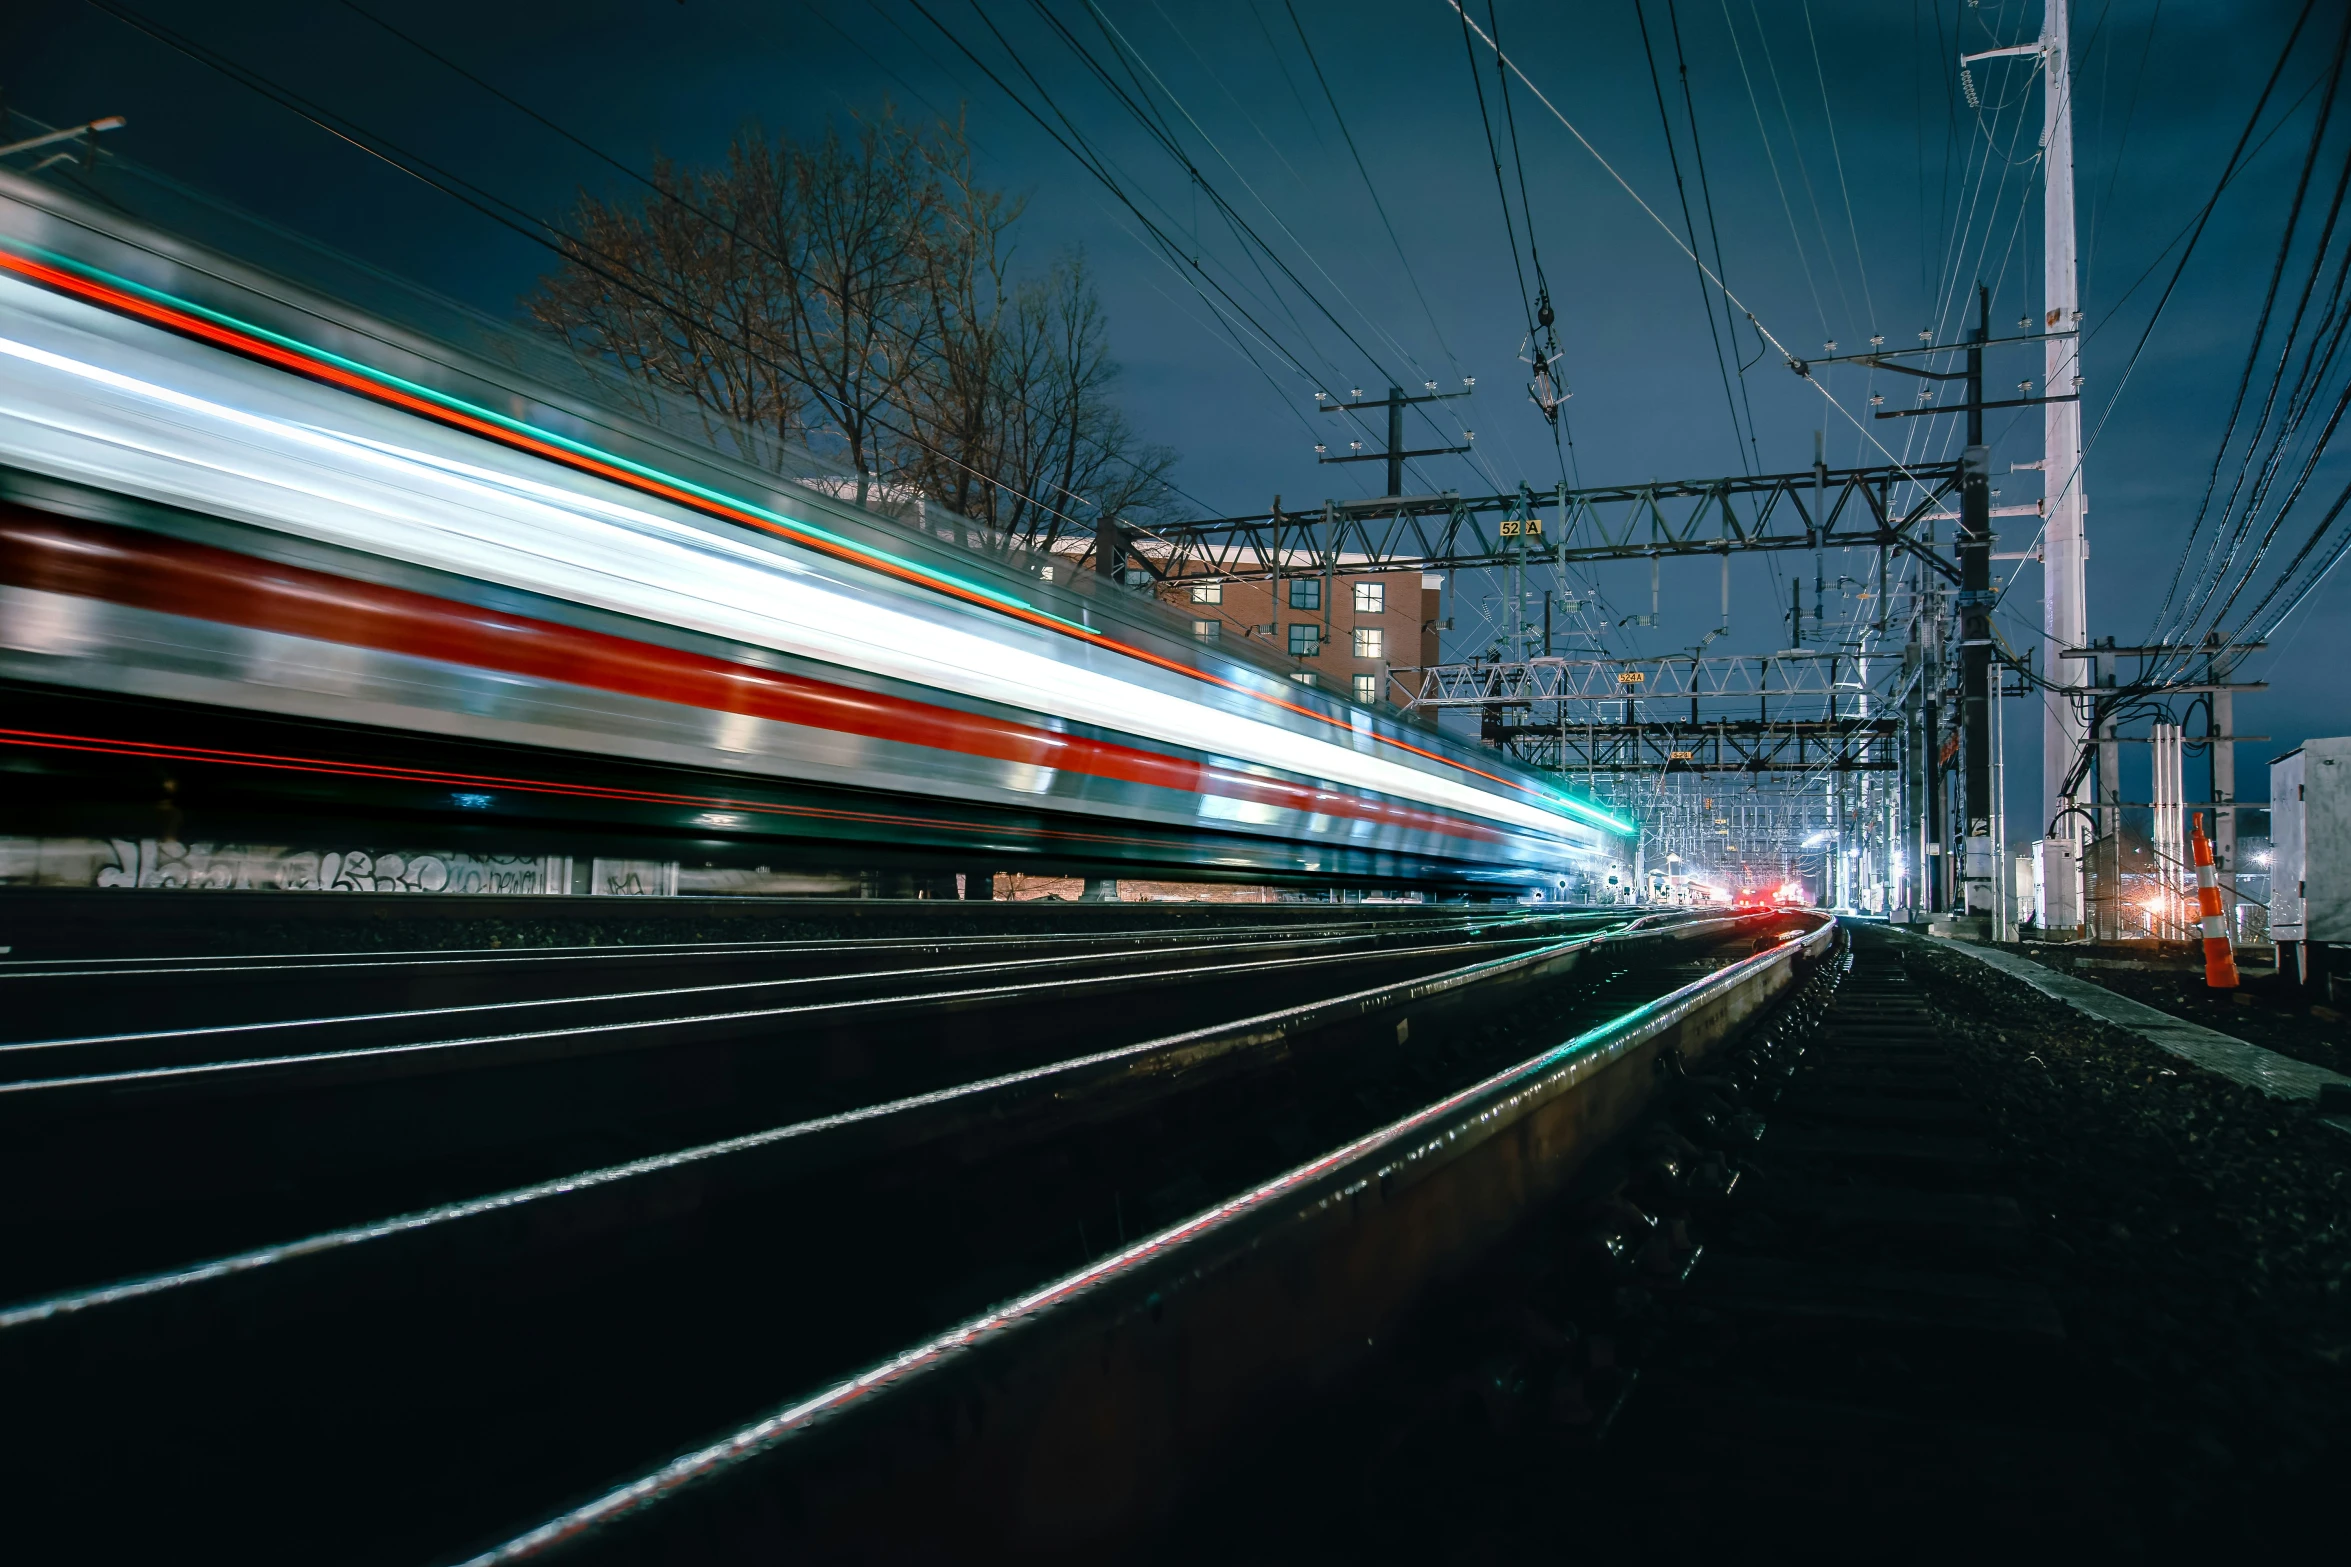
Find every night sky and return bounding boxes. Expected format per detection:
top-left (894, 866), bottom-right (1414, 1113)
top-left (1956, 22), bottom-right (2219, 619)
top-left (5, 0), bottom-right (2342, 824)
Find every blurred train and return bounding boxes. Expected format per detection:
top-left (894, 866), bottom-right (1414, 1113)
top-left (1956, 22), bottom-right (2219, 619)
top-left (0, 169), bottom-right (1628, 891)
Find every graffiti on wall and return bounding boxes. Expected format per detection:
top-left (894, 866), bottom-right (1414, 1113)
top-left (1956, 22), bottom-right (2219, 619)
top-left (0, 838), bottom-right (569, 894)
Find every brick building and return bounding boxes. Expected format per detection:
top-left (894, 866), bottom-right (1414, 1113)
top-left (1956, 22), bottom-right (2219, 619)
top-left (1161, 569), bottom-right (1442, 706)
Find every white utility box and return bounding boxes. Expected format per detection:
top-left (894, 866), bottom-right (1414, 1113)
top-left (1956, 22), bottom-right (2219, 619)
top-left (2032, 838), bottom-right (2080, 932)
top-left (2270, 737), bottom-right (2351, 946)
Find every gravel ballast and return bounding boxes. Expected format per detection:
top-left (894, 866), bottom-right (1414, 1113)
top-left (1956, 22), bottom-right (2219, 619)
top-left (1892, 929), bottom-right (2351, 1551)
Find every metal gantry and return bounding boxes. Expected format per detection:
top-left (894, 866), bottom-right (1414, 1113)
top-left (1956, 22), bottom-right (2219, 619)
top-left (1404, 651), bottom-right (1885, 706)
top-left (1127, 461), bottom-right (1962, 584)
top-left (1395, 640), bottom-right (1917, 909)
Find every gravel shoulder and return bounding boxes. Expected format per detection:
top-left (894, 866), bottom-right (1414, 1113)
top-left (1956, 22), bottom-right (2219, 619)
top-left (1892, 929), bottom-right (2351, 1551)
top-left (2003, 942), bottom-right (2348, 1074)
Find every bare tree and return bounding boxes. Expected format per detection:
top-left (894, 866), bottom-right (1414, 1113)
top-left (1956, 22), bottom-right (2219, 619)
top-left (527, 150), bottom-right (808, 467)
top-left (913, 252), bottom-right (1175, 553)
top-left (528, 106), bottom-right (1175, 538)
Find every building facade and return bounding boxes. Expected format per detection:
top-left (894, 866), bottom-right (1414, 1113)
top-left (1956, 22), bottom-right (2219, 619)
top-left (1162, 569), bottom-right (1442, 706)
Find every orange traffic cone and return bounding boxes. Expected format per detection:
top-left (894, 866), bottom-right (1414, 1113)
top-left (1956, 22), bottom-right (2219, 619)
top-left (2190, 812), bottom-right (2240, 989)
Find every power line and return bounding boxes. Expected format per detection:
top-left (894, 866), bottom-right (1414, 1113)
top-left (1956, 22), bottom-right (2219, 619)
top-left (1666, 0), bottom-right (1764, 474)
top-left (896, 0), bottom-right (1451, 505)
top-left (1275, 0), bottom-right (1517, 493)
top-left (2075, 0), bottom-right (2321, 650)
top-left (2155, 4), bottom-right (2351, 652)
top-left (337, 0), bottom-right (1238, 525)
top-left (1484, 0), bottom-right (1580, 478)
top-left (1443, 2), bottom-right (1950, 503)
top-left (1279, 0), bottom-right (1460, 379)
top-left (1747, 0), bottom-right (1854, 334)
top-left (1719, 0), bottom-right (1831, 339)
top-left (2084, 0), bottom-right (2160, 293)
top-left (1800, 0), bottom-right (1875, 331)
top-left (1633, 0), bottom-right (1752, 473)
top-left (1033, 0), bottom-right (1481, 495)
top-left (83, 0), bottom-right (1127, 543)
top-left (1040, 0), bottom-right (1419, 390)
top-left (896, 0), bottom-right (1333, 398)
top-left (1454, 5), bottom-right (1537, 360)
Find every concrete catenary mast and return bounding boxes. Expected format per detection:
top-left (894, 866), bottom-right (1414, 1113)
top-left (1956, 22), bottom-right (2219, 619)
top-left (2040, 0), bottom-right (2091, 874)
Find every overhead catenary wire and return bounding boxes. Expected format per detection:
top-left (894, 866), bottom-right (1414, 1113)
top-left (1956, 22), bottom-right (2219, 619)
top-left (901, 1), bottom-right (1477, 511)
top-left (1052, 0), bottom-right (1489, 494)
top-left (861, 0), bottom-right (1482, 518)
top-left (1483, 0), bottom-right (1585, 489)
top-left (1051, 0), bottom-right (1429, 394)
top-left (1276, 0), bottom-right (1522, 492)
top-left (1280, 0), bottom-right (1462, 380)
top-left (1665, 0), bottom-right (1764, 473)
top-left (332, 0), bottom-right (1228, 526)
top-left (1744, 0), bottom-right (1855, 334)
top-left (2084, 0), bottom-right (2162, 292)
top-left (894, 0), bottom-right (1344, 407)
top-left (1011, 0), bottom-right (1489, 498)
top-left (2151, 3), bottom-right (2351, 656)
top-left (1720, 0), bottom-right (1831, 341)
top-left (1633, 0), bottom-right (1753, 474)
top-left (1454, 7), bottom-right (1538, 381)
top-left (1979, 0), bottom-right (2325, 649)
top-left (1440, 2), bottom-right (1949, 510)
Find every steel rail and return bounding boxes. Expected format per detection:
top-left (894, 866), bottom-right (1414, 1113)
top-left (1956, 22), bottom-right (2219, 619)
top-left (0, 909), bottom-right (1612, 982)
top-left (0, 920), bottom-right (1595, 1063)
top-left (0, 911), bottom-right (1795, 1565)
top-left (464, 912), bottom-right (1832, 1561)
top-left (0, 918), bottom-right (1652, 1333)
top-left (0, 930), bottom-right (1565, 1097)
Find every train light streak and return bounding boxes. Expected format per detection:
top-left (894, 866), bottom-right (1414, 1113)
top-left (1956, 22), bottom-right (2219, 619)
top-left (0, 239), bottom-right (1632, 839)
top-left (0, 305), bottom-right (1613, 845)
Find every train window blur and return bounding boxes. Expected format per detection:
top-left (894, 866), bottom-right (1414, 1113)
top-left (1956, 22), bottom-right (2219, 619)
top-left (1353, 673), bottom-right (1379, 704)
top-left (1191, 619), bottom-right (1221, 641)
top-left (1287, 579), bottom-right (1321, 611)
top-left (1189, 582), bottom-right (1222, 604)
top-left (1289, 671), bottom-right (1317, 687)
top-left (1352, 627), bottom-right (1384, 659)
top-left (1288, 624), bottom-right (1321, 657)
top-left (1352, 581), bottom-right (1385, 613)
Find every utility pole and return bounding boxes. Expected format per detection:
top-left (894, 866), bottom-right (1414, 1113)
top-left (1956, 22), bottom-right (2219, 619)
top-left (1953, 9), bottom-right (2090, 902)
top-left (2038, 0), bottom-right (2091, 878)
top-left (2209, 636), bottom-right (2240, 939)
top-left (1314, 382), bottom-right (1473, 497)
top-left (1802, 275), bottom-right (2079, 928)
top-left (1960, 285), bottom-right (1995, 921)
top-left (2094, 637), bottom-right (2121, 938)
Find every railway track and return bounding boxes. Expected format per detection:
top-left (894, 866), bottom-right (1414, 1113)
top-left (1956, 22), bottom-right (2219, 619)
top-left (1620, 924), bottom-right (2133, 1553)
top-left (1, 909), bottom-right (1620, 1298)
top-left (1163, 922), bottom-right (2139, 1560)
top-left (1, 905), bottom-right (1807, 1564)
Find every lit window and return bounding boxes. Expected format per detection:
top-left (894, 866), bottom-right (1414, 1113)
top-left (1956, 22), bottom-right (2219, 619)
top-left (1352, 581), bottom-right (1385, 613)
top-left (1189, 582), bottom-right (1223, 604)
top-left (1353, 673), bottom-right (1379, 704)
top-left (1191, 619), bottom-right (1221, 642)
top-left (1288, 623), bottom-right (1321, 657)
top-left (1289, 671), bottom-right (1317, 687)
top-left (1287, 578), bottom-right (1321, 611)
top-left (1352, 626), bottom-right (1384, 659)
